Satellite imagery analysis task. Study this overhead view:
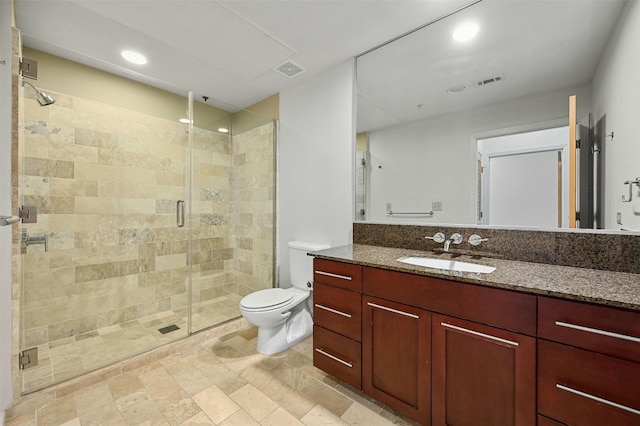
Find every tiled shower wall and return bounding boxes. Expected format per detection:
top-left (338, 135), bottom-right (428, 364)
top-left (19, 89), bottom-right (234, 350)
top-left (231, 122), bottom-right (275, 296)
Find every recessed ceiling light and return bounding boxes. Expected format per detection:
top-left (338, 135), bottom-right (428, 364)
top-left (453, 22), bottom-right (479, 42)
top-left (121, 50), bottom-right (147, 65)
top-left (447, 85), bottom-right (467, 94)
top-left (217, 127), bottom-right (229, 133)
top-left (179, 118), bottom-right (191, 124)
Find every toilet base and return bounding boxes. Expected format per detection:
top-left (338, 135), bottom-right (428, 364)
top-left (256, 306), bottom-right (313, 355)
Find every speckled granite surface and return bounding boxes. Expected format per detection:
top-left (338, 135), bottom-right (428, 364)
top-left (311, 244), bottom-right (640, 312)
top-left (353, 222), bottom-right (640, 274)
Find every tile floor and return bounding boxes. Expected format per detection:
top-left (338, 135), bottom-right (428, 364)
top-left (23, 294), bottom-right (244, 393)
top-left (7, 323), bottom-right (419, 426)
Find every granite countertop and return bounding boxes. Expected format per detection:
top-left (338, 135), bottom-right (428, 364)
top-left (311, 244), bottom-right (640, 312)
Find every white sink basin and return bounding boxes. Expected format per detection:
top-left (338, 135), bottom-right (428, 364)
top-left (397, 256), bottom-right (496, 274)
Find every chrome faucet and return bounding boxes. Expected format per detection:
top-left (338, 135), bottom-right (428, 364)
top-left (426, 232), bottom-right (463, 252)
top-left (444, 233), bottom-right (463, 252)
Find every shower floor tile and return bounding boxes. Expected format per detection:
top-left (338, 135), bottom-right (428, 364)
top-left (22, 293), bottom-right (244, 394)
top-left (8, 322), bottom-right (420, 426)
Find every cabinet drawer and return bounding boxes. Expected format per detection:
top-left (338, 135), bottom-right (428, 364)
top-left (314, 259), bottom-right (362, 291)
top-left (538, 340), bottom-right (640, 426)
top-left (313, 325), bottom-right (361, 389)
top-left (314, 283), bottom-right (361, 341)
top-left (538, 297), bottom-right (640, 363)
top-left (363, 267), bottom-right (536, 335)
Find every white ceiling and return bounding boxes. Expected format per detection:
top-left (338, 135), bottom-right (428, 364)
top-left (14, 0), bottom-right (475, 112)
top-left (356, 0), bottom-right (627, 132)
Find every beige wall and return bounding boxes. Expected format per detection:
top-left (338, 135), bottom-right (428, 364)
top-left (356, 132), bottom-right (367, 152)
top-left (22, 48), bottom-right (280, 136)
top-left (232, 94), bottom-right (279, 135)
top-left (22, 48), bottom-right (232, 133)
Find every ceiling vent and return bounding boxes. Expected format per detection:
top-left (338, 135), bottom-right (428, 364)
top-left (275, 61), bottom-right (305, 78)
top-left (475, 74), bottom-right (504, 87)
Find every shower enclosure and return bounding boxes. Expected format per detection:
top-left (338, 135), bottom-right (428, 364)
top-left (16, 54), bottom-right (276, 393)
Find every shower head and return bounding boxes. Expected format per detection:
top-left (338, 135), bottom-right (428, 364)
top-left (22, 80), bottom-right (55, 106)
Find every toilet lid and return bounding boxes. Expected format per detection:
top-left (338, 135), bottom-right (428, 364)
top-left (241, 288), bottom-right (294, 310)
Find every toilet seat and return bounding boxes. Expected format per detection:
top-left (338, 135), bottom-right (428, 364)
top-left (240, 288), bottom-right (295, 311)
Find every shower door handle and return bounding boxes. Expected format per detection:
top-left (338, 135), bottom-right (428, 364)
top-left (176, 200), bottom-right (185, 227)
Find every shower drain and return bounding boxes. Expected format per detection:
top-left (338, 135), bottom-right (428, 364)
top-left (158, 324), bottom-right (180, 334)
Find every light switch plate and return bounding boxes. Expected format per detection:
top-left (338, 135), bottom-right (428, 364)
top-left (617, 212), bottom-right (622, 225)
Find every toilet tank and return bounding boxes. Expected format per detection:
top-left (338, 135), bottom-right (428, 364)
top-left (288, 241), bottom-right (330, 289)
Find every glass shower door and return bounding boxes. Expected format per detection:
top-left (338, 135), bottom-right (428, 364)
top-left (189, 109), bottom-right (277, 333)
top-left (18, 79), bottom-right (191, 393)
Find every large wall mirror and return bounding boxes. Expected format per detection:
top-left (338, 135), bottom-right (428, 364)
top-left (355, 0), bottom-right (640, 232)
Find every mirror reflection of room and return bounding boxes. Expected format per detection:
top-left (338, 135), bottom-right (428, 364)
top-left (356, 0), bottom-right (638, 231)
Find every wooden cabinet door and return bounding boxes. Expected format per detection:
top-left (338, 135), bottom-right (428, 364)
top-left (432, 314), bottom-right (536, 426)
top-left (362, 296), bottom-right (431, 424)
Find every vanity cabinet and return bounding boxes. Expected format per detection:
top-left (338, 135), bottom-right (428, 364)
top-left (432, 314), bottom-right (536, 426)
top-left (311, 258), bottom-right (640, 426)
top-left (537, 297), bottom-right (640, 426)
top-left (312, 259), bottom-right (362, 389)
top-left (362, 295), bottom-right (431, 424)
top-left (362, 266), bottom-right (536, 425)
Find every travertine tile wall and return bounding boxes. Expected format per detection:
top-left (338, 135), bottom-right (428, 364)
top-left (231, 121), bottom-right (275, 296)
top-left (19, 89), bottom-right (234, 348)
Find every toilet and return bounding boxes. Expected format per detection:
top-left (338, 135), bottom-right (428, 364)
top-left (240, 241), bottom-right (330, 355)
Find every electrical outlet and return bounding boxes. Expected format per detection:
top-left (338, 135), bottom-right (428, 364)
top-left (432, 201), bottom-right (443, 211)
top-left (617, 212), bottom-right (622, 225)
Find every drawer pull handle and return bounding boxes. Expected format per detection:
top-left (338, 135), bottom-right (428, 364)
top-left (555, 321), bottom-right (640, 343)
top-left (441, 322), bottom-right (519, 347)
top-left (556, 384), bottom-right (640, 416)
top-left (367, 302), bottom-right (419, 319)
top-left (315, 270), bottom-right (352, 281)
top-left (315, 304), bottom-right (352, 318)
top-left (315, 348), bottom-right (353, 368)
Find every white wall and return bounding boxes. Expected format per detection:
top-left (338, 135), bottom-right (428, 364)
top-left (278, 60), bottom-right (355, 286)
top-left (367, 85), bottom-right (591, 225)
top-left (0, 0), bottom-right (14, 413)
top-left (592, 0), bottom-right (640, 230)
